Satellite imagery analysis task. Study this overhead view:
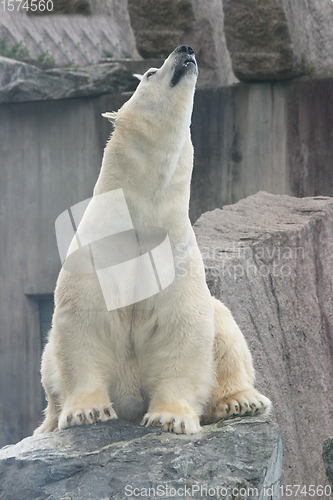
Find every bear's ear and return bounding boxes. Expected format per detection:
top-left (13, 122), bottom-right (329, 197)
top-left (101, 112), bottom-right (117, 125)
top-left (133, 73), bottom-right (143, 81)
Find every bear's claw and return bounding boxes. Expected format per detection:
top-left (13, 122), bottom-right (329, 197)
top-left (141, 411), bottom-right (201, 434)
top-left (59, 402), bottom-right (117, 430)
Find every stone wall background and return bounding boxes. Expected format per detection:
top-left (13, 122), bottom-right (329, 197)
top-left (223, 0), bottom-right (333, 81)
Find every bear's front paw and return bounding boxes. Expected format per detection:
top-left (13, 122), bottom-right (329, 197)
top-left (211, 389), bottom-right (272, 422)
top-left (141, 411), bottom-right (201, 435)
top-left (58, 400), bottom-right (117, 430)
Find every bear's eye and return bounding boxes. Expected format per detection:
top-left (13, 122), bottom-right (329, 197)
top-left (147, 70), bottom-right (157, 79)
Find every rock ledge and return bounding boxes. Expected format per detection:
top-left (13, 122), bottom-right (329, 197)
top-left (0, 416), bottom-right (282, 500)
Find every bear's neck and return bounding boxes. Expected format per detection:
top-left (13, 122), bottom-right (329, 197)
top-left (94, 126), bottom-right (193, 239)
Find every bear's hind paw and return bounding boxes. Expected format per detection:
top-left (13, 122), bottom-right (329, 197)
top-left (207, 389), bottom-right (272, 423)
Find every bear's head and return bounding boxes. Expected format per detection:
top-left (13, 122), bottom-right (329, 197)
top-left (98, 46), bottom-right (198, 203)
top-left (103, 45), bottom-right (198, 143)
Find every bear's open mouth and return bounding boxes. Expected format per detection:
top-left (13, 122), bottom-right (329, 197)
top-left (182, 57), bottom-right (196, 67)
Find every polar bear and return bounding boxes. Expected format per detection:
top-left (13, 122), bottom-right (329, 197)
top-left (34, 45), bottom-right (271, 436)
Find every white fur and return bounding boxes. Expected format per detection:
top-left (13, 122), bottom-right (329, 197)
top-left (34, 47), bottom-right (271, 436)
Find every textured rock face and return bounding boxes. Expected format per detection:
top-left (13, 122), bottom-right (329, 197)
top-left (0, 416), bottom-right (281, 500)
top-left (181, 0), bottom-right (237, 87)
top-left (194, 192), bottom-right (333, 485)
top-left (0, 2), bottom-right (139, 68)
top-left (127, 0), bottom-right (195, 58)
top-left (0, 57), bottom-right (139, 103)
top-left (223, 0), bottom-right (333, 81)
top-left (127, 0), bottom-right (237, 87)
top-left (223, 0), bottom-right (297, 81)
top-left (323, 438), bottom-right (333, 487)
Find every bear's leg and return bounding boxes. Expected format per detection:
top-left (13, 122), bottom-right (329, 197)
top-left (36, 323), bottom-right (117, 432)
top-left (140, 313), bottom-right (215, 435)
top-left (34, 391), bottom-right (59, 434)
top-left (56, 340), bottom-right (117, 430)
top-left (201, 298), bottom-right (272, 424)
top-left (34, 336), bottom-right (61, 434)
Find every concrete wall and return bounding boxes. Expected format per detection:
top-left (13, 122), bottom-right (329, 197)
top-left (190, 76), bottom-right (333, 221)
top-left (0, 94), bottom-right (127, 446)
top-left (0, 76), bottom-right (332, 445)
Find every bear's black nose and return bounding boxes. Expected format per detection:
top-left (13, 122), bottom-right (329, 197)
top-left (176, 45), bottom-right (195, 55)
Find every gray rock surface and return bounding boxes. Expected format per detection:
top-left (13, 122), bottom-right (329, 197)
top-left (127, 0), bottom-right (237, 88)
top-left (0, 57), bottom-right (141, 103)
top-left (323, 438), bottom-right (333, 487)
top-left (0, 3), bottom-right (139, 68)
top-left (180, 0), bottom-right (237, 87)
top-left (222, 0), bottom-right (333, 81)
top-left (194, 192), bottom-right (333, 485)
top-left (0, 159), bottom-right (330, 496)
top-left (127, 0), bottom-right (195, 59)
top-left (0, 416), bottom-right (281, 500)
